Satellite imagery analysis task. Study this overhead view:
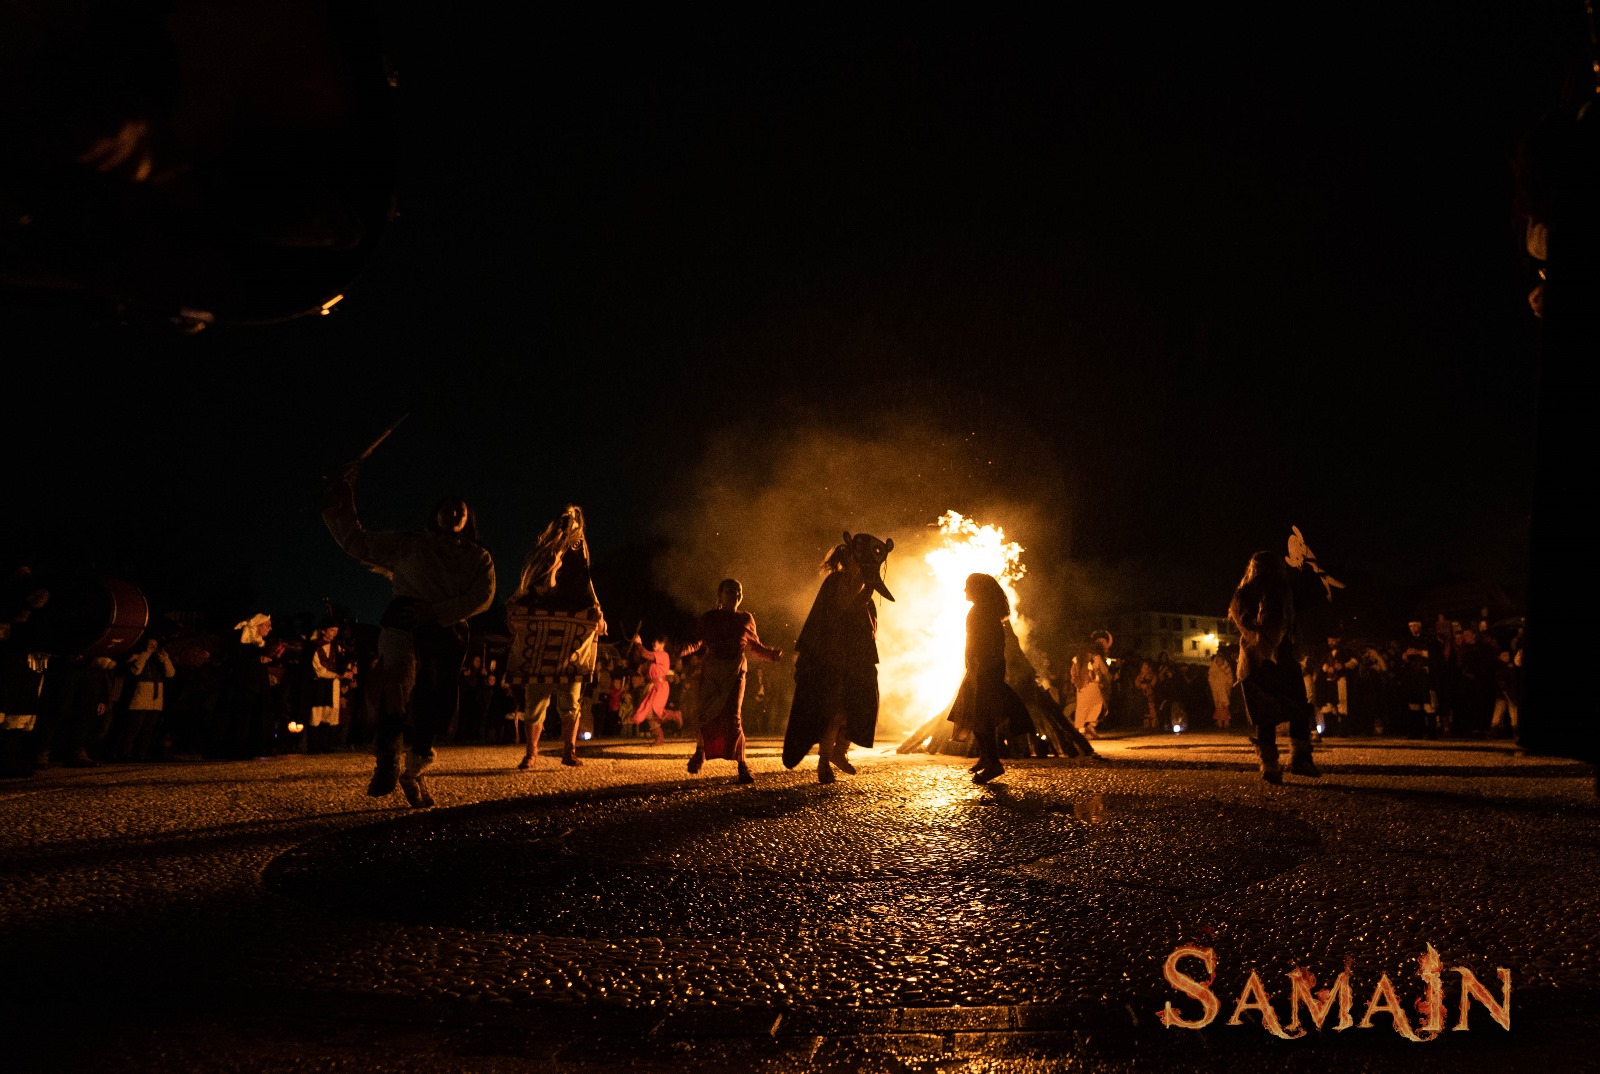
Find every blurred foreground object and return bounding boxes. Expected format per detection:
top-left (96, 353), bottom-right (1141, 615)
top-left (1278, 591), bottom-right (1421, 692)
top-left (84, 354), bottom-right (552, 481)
top-left (0, 0), bottom-right (395, 329)
top-left (10, 572), bottom-right (148, 659)
top-left (1514, 14), bottom-right (1600, 773)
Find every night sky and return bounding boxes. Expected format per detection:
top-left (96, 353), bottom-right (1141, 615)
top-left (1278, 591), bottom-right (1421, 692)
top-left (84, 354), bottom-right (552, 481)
top-left (2, 3), bottom-right (1586, 646)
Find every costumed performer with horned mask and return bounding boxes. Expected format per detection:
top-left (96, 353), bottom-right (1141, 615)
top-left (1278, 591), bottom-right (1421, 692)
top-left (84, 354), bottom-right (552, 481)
top-left (782, 531), bottom-right (894, 783)
top-left (323, 464), bottom-right (495, 807)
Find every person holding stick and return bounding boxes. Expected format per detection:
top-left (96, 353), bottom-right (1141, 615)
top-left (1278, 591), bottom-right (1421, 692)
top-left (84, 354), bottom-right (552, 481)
top-left (322, 455), bottom-right (495, 808)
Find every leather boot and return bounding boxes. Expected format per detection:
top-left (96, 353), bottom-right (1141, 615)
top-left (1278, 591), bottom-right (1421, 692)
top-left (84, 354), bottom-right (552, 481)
top-left (562, 744), bottom-right (583, 767)
top-left (398, 751), bottom-right (435, 808)
top-left (831, 743), bottom-right (856, 775)
top-left (1288, 739), bottom-right (1322, 778)
top-left (367, 747), bottom-right (400, 797)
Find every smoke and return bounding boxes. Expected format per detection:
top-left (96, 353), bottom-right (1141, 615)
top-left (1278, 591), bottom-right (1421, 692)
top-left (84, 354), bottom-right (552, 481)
top-left (649, 389), bottom-right (1246, 727)
top-left (648, 392), bottom-right (1090, 731)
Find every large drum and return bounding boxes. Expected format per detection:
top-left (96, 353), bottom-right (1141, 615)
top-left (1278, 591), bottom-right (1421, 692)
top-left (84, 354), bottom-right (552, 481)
top-left (19, 574), bottom-right (150, 658)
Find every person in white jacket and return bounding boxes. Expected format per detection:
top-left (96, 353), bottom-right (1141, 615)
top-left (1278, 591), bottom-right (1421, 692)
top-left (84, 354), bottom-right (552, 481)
top-left (121, 637), bottom-right (174, 761)
top-left (323, 463), bottom-right (495, 808)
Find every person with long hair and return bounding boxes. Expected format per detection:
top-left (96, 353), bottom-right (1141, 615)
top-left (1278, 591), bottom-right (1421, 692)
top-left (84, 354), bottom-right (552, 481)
top-left (681, 579), bottom-right (781, 784)
top-left (947, 574), bottom-right (1031, 784)
top-left (323, 468), bottom-right (496, 808)
top-left (1228, 550), bottom-right (1321, 784)
top-left (508, 505), bottom-right (604, 769)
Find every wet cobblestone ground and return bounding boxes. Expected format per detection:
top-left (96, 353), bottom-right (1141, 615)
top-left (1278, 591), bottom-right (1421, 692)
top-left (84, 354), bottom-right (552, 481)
top-left (2, 733), bottom-right (1596, 1072)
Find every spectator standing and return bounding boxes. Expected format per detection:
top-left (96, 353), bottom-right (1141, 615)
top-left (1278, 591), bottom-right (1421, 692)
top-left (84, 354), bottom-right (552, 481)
top-left (118, 637), bottom-right (174, 761)
top-left (1208, 649), bottom-right (1236, 729)
top-left (1069, 630), bottom-right (1113, 739)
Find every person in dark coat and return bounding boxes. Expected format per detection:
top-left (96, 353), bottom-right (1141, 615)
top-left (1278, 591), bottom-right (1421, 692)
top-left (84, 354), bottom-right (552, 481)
top-left (782, 531), bottom-right (894, 783)
top-left (1228, 551), bottom-right (1321, 784)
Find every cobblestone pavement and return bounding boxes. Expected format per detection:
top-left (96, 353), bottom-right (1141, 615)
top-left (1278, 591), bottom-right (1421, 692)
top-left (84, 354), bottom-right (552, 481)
top-left (2, 733), bottom-right (1596, 1072)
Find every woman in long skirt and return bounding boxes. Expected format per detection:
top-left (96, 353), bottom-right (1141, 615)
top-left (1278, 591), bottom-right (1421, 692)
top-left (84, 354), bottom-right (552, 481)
top-left (629, 633), bottom-right (680, 745)
top-left (682, 579), bottom-right (781, 784)
top-left (946, 574), bottom-right (1031, 784)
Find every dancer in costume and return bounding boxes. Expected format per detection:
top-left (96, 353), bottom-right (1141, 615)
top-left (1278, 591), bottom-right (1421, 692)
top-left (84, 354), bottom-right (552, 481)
top-left (508, 506), bottom-right (604, 769)
top-left (323, 470), bottom-right (495, 807)
top-left (947, 573), bottom-right (1032, 783)
top-left (682, 579), bottom-right (781, 784)
top-left (782, 531), bottom-right (894, 783)
top-left (1229, 550), bottom-right (1321, 784)
top-left (629, 632), bottom-right (680, 745)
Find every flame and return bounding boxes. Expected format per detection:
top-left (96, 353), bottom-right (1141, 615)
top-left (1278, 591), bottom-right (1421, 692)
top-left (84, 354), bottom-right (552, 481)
top-left (875, 511), bottom-right (1029, 736)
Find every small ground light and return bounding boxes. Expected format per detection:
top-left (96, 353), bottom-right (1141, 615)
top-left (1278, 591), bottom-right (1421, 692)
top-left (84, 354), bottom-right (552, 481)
top-left (581, 731), bottom-right (592, 740)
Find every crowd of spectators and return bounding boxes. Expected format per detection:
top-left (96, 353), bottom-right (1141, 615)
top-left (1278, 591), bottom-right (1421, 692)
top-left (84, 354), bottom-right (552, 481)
top-left (1, 560), bottom-right (1530, 779)
top-left (1076, 610), bottom-right (1525, 741)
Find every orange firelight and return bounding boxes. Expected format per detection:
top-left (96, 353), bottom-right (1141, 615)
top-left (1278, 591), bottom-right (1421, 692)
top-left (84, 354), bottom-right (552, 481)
top-left (875, 511), bottom-right (1029, 736)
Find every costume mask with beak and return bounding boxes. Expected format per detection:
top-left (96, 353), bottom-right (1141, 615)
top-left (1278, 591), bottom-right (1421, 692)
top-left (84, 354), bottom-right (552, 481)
top-left (843, 531), bottom-right (896, 602)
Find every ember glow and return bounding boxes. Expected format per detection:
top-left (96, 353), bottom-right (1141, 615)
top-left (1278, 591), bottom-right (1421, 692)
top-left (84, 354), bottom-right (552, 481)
top-left (875, 511), bottom-right (1030, 736)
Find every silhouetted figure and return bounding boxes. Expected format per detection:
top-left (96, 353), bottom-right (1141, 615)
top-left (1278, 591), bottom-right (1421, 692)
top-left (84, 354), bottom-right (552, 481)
top-left (1229, 551), bottom-right (1321, 784)
top-left (783, 532), bottom-right (895, 783)
top-left (324, 466), bottom-right (496, 808)
top-left (220, 614), bottom-right (276, 759)
top-left (947, 574), bottom-right (1031, 784)
top-left (682, 580), bottom-right (781, 785)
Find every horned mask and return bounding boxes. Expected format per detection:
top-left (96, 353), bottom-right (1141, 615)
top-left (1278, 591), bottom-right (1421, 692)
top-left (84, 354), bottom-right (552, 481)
top-left (843, 531), bottom-right (896, 602)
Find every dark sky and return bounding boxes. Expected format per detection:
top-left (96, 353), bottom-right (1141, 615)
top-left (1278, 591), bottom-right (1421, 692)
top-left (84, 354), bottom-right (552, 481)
top-left (2, 2), bottom-right (1585, 635)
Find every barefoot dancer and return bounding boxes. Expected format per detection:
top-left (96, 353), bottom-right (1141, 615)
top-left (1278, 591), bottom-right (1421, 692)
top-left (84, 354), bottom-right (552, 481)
top-left (682, 579), bottom-right (781, 784)
top-left (782, 532), bottom-right (894, 784)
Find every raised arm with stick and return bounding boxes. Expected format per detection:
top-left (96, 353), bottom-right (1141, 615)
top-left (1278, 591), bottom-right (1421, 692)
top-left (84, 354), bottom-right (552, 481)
top-left (321, 416), bottom-right (495, 808)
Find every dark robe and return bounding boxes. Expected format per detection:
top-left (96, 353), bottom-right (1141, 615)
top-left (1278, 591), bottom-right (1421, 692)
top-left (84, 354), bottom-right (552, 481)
top-left (783, 571), bottom-right (879, 768)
